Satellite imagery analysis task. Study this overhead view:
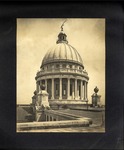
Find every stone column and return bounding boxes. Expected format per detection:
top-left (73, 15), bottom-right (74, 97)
top-left (86, 82), bottom-right (88, 100)
top-left (51, 78), bottom-right (54, 99)
top-left (45, 79), bottom-right (47, 92)
top-left (67, 78), bottom-right (70, 99)
top-left (78, 80), bottom-right (80, 99)
top-left (82, 82), bottom-right (84, 99)
top-left (80, 80), bottom-right (83, 100)
top-left (72, 80), bottom-right (74, 99)
top-left (75, 79), bottom-right (77, 100)
top-left (84, 81), bottom-right (86, 100)
top-left (59, 78), bottom-right (62, 99)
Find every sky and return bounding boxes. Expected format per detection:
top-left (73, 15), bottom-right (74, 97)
top-left (17, 18), bottom-right (105, 104)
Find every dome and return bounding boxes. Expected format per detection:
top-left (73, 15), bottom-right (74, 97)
top-left (41, 32), bottom-right (84, 68)
top-left (41, 43), bottom-right (83, 67)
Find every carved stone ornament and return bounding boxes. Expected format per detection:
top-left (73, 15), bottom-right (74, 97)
top-left (94, 86), bottom-right (99, 94)
top-left (40, 84), bottom-right (46, 90)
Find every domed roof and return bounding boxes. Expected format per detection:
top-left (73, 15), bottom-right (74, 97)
top-left (41, 31), bottom-right (84, 67)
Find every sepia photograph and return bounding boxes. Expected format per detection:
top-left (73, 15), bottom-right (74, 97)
top-left (16, 18), bottom-right (105, 132)
top-left (0, 2), bottom-right (123, 149)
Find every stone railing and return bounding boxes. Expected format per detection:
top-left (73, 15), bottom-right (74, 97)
top-left (36, 68), bottom-right (88, 78)
top-left (17, 110), bottom-right (92, 132)
top-left (44, 109), bottom-right (92, 123)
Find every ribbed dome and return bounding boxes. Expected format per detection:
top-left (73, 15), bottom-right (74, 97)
top-left (41, 31), bottom-right (84, 67)
top-left (41, 43), bottom-right (83, 67)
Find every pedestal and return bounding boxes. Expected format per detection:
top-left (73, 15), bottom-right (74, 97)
top-left (91, 93), bottom-right (101, 107)
top-left (37, 90), bottom-right (49, 108)
top-left (35, 89), bottom-right (49, 121)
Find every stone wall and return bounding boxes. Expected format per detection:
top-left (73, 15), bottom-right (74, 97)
top-left (17, 105), bottom-right (35, 123)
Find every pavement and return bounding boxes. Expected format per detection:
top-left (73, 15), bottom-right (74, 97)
top-left (59, 109), bottom-right (105, 126)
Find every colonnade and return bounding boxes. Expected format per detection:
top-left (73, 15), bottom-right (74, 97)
top-left (36, 78), bottom-right (88, 101)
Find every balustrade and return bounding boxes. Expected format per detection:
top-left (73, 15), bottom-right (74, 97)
top-left (36, 68), bottom-right (88, 77)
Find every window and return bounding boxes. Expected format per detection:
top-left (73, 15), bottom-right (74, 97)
top-left (50, 116), bottom-right (52, 121)
top-left (62, 84), bottom-right (66, 96)
top-left (56, 64), bottom-right (59, 68)
top-left (70, 84), bottom-right (72, 96)
top-left (55, 84), bottom-right (59, 96)
top-left (62, 64), bottom-right (66, 68)
top-left (79, 85), bottom-right (81, 96)
top-left (69, 65), bottom-right (72, 68)
top-left (47, 116), bottom-right (49, 121)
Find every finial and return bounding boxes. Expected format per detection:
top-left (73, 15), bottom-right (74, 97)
top-left (61, 19), bottom-right (67, 32)
top-left (56, 19), bottom-right (68, 44)
top-left (40, 84), bottom-right (46, 90)
top-left (94, 86), bottom-right (99, 94)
